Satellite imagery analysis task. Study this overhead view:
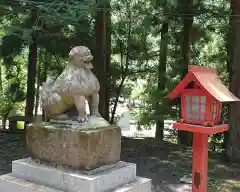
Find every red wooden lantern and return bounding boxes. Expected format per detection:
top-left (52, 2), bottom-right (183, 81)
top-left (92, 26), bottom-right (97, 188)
top-left (168, 65), bottom-right (239, 127)
top-left (167, 65), bottom-right (240, 192)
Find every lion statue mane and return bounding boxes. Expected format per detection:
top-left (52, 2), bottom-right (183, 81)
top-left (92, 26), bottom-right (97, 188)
top-left (40, 46), bottom-right (100, 123)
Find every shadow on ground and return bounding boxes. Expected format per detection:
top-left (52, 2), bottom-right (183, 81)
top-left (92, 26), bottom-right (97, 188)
top-left (0, 133), bottom-right (240, 192)
top-left (0, 133), bottom-right (28, 175)
top-left (121, 137), bottom-right (240, 192)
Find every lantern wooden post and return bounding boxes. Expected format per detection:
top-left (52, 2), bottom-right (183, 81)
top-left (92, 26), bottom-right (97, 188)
top-left (192, 132), bottom-right (208, 192)
top-left (173, 123), bottom-right (228, 191)
top-left (168, 65), bottom-right (240, 192)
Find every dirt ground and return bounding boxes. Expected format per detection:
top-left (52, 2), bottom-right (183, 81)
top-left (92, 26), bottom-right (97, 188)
top-left (121, 137), bottom-right (240, 192)
top-left (0, 133), bottom-right (240, 191)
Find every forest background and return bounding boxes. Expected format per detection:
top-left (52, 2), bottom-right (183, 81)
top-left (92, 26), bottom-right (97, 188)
top-left (0, 0), bottom-right (240, 162)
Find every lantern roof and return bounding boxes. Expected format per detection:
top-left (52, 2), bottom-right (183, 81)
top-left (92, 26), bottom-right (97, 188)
top-left (168, 65), bottom-right (240, 102)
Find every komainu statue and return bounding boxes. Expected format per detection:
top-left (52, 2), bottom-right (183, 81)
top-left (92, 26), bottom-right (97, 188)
top-left (40, 46), bottom-right (100, 123)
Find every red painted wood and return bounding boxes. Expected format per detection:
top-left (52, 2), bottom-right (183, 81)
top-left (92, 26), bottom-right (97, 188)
top-left (205, 94), bottom-right (212, 122)
top-left (192, 133), bottom-right (208, 192)
top-left (217, 102), bottom-right (222, 121)
top-left (167, 65), bottom-right (239, 192)
top-left (181, 95), bottom-right (186, 120)
top-left (167, 72), bottom-right (195, 100)
top-left (180, 89), bottom-right (222, 126)
top-left (173, 123), bottom-right (228, 192)
top-left (168, 65), bottom-right (239, 127)
top-left (167, 65), bottom-right (240, 102)
top-left (188, 65), bottom-right (216, 73)
top-left (182, 89), bottom-right (210, 125)
top-left (182, 88), bottom-right (207, 95)
top-left (173, 123), bottom-right (228, 134)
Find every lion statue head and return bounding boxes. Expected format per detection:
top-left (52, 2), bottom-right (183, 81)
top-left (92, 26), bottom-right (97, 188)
top-left (69, 46), bottom-right (94, 69)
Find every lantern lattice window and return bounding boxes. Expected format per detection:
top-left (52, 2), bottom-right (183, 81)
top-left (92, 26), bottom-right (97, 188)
top-left (185, 95), bottom-right (206, 121)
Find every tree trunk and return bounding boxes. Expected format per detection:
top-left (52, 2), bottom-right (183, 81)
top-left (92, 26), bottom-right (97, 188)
top-left (25, 9), bottom-right (37, 124)
top-left (110, 76), bottom-right (126, 124)
top-left (94, 0), bottom-right (109, 121)
top-left (178, 0), bottom-right (194, 145)
top-left (34, 63), bottom-right (41, 116)
top-left (155, 21), bottom-right (169, 140)
top-left (110, 37), bottom-right (126, 124)
top-left (0, 65), bottom-right (2, 92)
top-left (224, 26), bottom-right (231, 155)
top-left (226, 0), bottom-right (240, 162)
top-left (105, 2), bottom-right (111, 122)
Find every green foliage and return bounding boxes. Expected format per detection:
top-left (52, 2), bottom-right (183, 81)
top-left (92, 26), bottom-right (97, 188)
top-left (0, 33), bottom-right (24, 63)
top-left (0, 62), bottom-right (26, 126)
top-left (0, 0), bottom-right (233, 149)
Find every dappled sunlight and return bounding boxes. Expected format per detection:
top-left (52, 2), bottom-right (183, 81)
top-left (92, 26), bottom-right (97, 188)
top-left (215, 163), bottom-right (228, 170)
top-left (208, 179), bottom-right (240, 192)
top-left (0, 0), bottom-right (239, 191)
top-left (155, 184), bottom-right (192, 192)
top-left (224, 179), bottom-right (240, 184)
top-left (0, 134), bottom-right (239, 191)
top-left (121, 137), bottom-right (240, 191)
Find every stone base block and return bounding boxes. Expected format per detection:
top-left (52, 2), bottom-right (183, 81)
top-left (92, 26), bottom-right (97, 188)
top-left (0, 174), bottom-right (64, 192)
top-left (111, 177), bottom-right (152, 192)
top-left (0, 174), bottom-right (151, 192)
top-left (26, 122), bottom-right (121, 170)
top-left (12, 158), bottom-right (139, 192)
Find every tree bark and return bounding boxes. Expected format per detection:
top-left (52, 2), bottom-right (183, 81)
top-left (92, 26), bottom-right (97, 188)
top-left (105, 2), bottom-right (111, 122)
top-left (94, 0), bottom-right (109, 121)
top-left (226, 0), bottom-right (240, 162)
top-left (34, 62), bottom-right (41, 116)
top-left (178, 0), bottom-right (194, 145)
top-left (224, 16), bottom-right (231, 155)
top-left (25, 9), bottom-right (37, 124)
top-left (0, 65), bottom-right (2, 92)
top-left (155, 21), bottom-right (169, 140)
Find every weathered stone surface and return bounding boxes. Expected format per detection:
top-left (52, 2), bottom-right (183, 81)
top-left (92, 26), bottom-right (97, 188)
top-left (26, 122), bottom-right (121, 170)
top-left (12, 158), bottom-right (138, 192)
top-left (0, 174), bottom-right (64, 192)
top-left (40, 46), bottom-right (101, 123)
top-left (111, 177), bottom-right (152, 192)
top-left (0, 174), bottom-right (151, 192)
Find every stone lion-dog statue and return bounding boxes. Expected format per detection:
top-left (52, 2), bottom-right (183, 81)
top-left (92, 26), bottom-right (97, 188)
top-left (40, 46), bottom-right (100, 123)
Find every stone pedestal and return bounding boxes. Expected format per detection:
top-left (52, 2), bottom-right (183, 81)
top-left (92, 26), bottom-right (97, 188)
top-left (0, 158), bottom-right (152, 192)
top-left (26, 122), bottom-right (121, 170)
top-left (0, 121), bottom-right (152, 191)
